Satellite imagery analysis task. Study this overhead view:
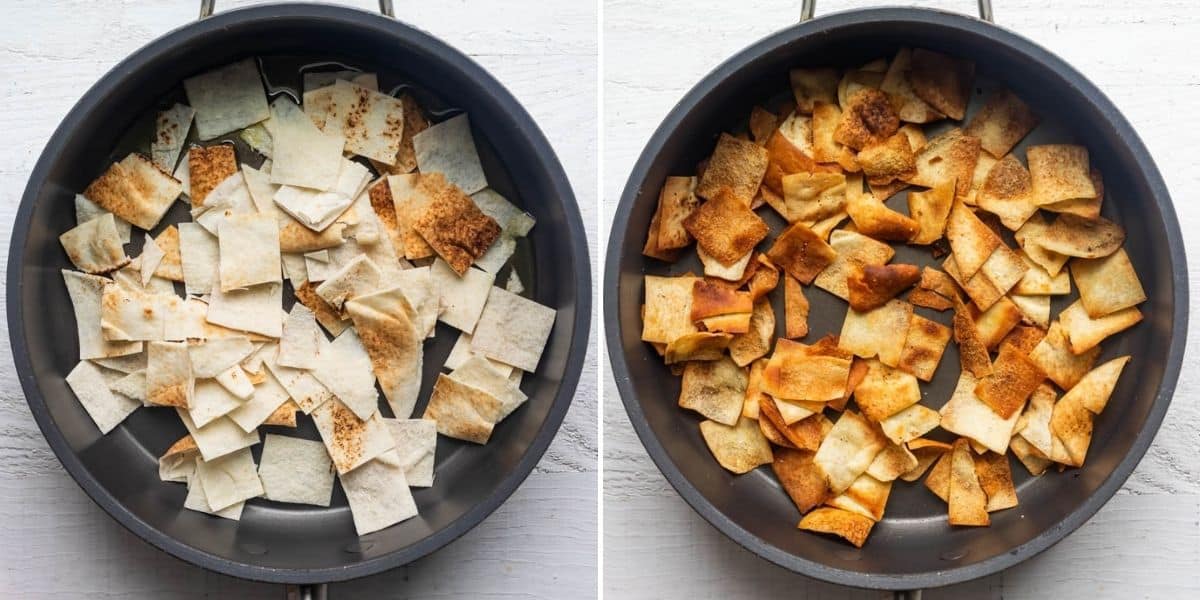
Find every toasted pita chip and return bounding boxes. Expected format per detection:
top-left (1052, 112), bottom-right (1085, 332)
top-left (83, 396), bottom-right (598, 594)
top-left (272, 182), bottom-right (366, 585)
top-left (699, 417), bottom-right (773, 474)
top-left (798, 507), bottom-right (875, 548)
top-left (693, 133), bottom-right (770, 205)
top-left (729, 301), bottom-right (775, 367)
top-left (1071, 248), bottom-right (1146, 318)
top-left (1049, 389), bottom-right (1093, 467)
top-left (944, 253), bottom-right (1003, 311)
top-left (65, 361), bottom-right (140, 434)
top-left (866, 443), bottom-right (919, 482)
top-left (964, 89), bottom-right (1038, 158)
top-left (814, 230), bottom-right (894, 300)
top-left (690, 279), bottom-right (753, 321)
top-left (827, 473), bottom-right (892, 521)
top-left (762, 346), bottom-right (851, 404)
top-left (183, 58), bottom-right (268, 140)
top-left (60, 213), bottom-right (129, 275)
top-left (75, 193), bottom-right (131, 244)
top-left (1027, 144), bottom-right (1096, 205)
top-left (880, 404), bottom-right (941, 446)
top-left (1028, 321), bottom-right (1100, 390)
top-left (972, 296), bottom-right (1024, 350)
top-left (257, 434), bottom-right (335, 506)
top-left (310, 398), bottom-right (395, 473)
top-left (776, 171), bottom-right (846, 224)
top-left (946, 201), bottom-right (1002, 280)
top-left (880, 48), bottom-right (944, 123)
top-left (412, 113), bottom-right (487, 194)
top-left (940, 371), bottom-right (1022, 454)
top-left (1013, 250), bottom-right (1071, 295)
top-left (1037, 214), bottom-right (1125, 260)
top-left (83, 153), bottom-right (183, 231)
top-left (857, 132), bottom-right (916, 186)
top-left (974, 344), bottom-right (1046, 419)
top-left (909, 49), bottom-right (973, 120)
top-left (813, 411), bottom-right (888, 495)
top-left (410, 180), bottom-right (500, 275)
top-left (151, 103), bottom-right (195, 172)
top-left (741, 358), bottom-right (768, 420)
top-left (838, 299), bottom-right (912, 368)
top-left (907, 129), bottom-right (980, 199)
top-left (847, 263), bottom-right (920, 312)
top-left (748, 106), bottom-right (780, 144)
top-left (1059, 300), bottom-right (1142, 355)
top-left (844, 183), bottom-right (920, 242)
top-left (772, 447), bottom-right (830, 512)
top-left (853, 359), bottom-right (922, 422)
top-left (1009, 435), bottom-right (1053, 476)
top-left (1017, 383), bottom-right (1057, 458)
top-left (947, 439), bottom-right (989, 526)
top-left (1064, 356), bottom-right (1131, 414)
top-left (649, 176), bottom-right (700, 251)
top-left (695, 247), bottom-right (750, 282)
top-left (295, 280), bottom-right (349, 336)
top-left (678, 357), bottom-right (747, 425)
top-left (783, 274), bottom-right (810, 339)
top-left (898, 314), bottom-right (951, 382)
top-left (685, 188), bottom-right (770, 266)
top-left (906, 180), bottom-right (955, 245)
top-left (765, 221), bottom-right (838, 285)
top-left (789, 67), bottom-right (839, 113)
top-left (187, 145), bottom-right (238, 207)
top-left (346, 287), bottom-right (423, 419)
top-left (924, 450), bottom-right (952, 502)
top-left (1042, 167), bottom-right (1103, 218)
top-left (207, 282), bottom-right (283, 338)
top-left (908, 288), bottom-right (954, 311)
top-left (471, 287), bottom-right (556, 373)
top-left (975, 155), bottom-right (1037, 231)
top-left (339, 450), bottom-right (419, 535)
top-left (1014, 213), bottom-right (1069, 277)
top-left (810, 102), bottom-right (849, 163)
top-left (642, 275), bottom-right (700, 344)
top-left (900, 438), bottom-right (951, 482)
top-left (1010, 292), bottom-right (1051, 329)
top-left (834, 88), bottom-right (899, 150)
top-left (448, 355), bottom-right (526, 421)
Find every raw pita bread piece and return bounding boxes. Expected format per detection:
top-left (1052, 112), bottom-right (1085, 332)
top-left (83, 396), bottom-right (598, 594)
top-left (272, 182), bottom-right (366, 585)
top-left (470, 287), bottom-right (556, 372)
top-left (906, 129), bottom-right (981, 199)
top-left (853, 359), bottom-right (921, 422)
top-left (137, 234), bottom-right (165, 288)
top-left (311, 398), bottom-right (395, 474)
top-left (1059, 300), bottom-right (1142, 355)
top-left (314, 254), bottom-right (382, 312)
top-left (695, 133), bottom-right (770, 204)
top-left (346, 286), bottom-right (423, 418)
top-left (100, 283), bottom-right (168, 342)
top-left (880, 48), bottom-right (944, 124)
top-left (813, 411), bottom-right (888, 495)
top-left (239, 121), bottom-right (273, 157)
top-left (1049, 388), bottom-right (1093, 467)
top-left (187, 145), bottom-right (238, 207)
top-left (392, 266), bottom-right (439, 338)
top-left (177, 223), bottom-right (219, 296)
top-left (684, 187), bottom-right (770, 267)
top-left (59, 213), bottom-right (129, 274)
top-left (108, 369), bottom-right (146, 404)
top-left (964, 89), bottom-right (1038, 158)
top-left (838, 299), bottom-right (913, 368)
top-left (385, 419), bottom-right (437, 487)
top-left (177, 409), bottom-right (258, 462)
top-left (65, 360), bottom-right (140, 434)
top-left (83, 153), bottom-right (183, 231)
top-left (216, 363), bottom-right (256, 400)
top-left (1070, 249), bottom-right (1146, 318)
top-left (1027, 144), bottom-right (1096, 206)
top-left (940, 371), bottom-right (1022, 454)
top-left (424, 373), bottom-right (504, 444)
top-left (789, 67), bottom-right (839, 113)
top-left (1063, 356), bottom-right (1130, 414)
top-left (302, 70), bottom-right (377, 94)
top-left (148, 225), bottom-right (184, 282)
top-left (833, 88), bottom-right (899, 151)
top-left (879, 404), bottom-right (940, 446)
top-left (277, 304), bottom-right (320, 370)
top-left (974, 344), bottom-right (1046, 419)
top-left (257, 434), bottom-right (336, 506)
top-left (909, 49), bottom-right (974, 120)
top-left (798, 507), bottom-right (874, 548)
top-left (413, 113), bottom-right (488, 194)
top-left (75, 194), bottom-right (131, 244)
top-left (151, 103), bottom-right (195, 172)
top-left (368, 92), bottom-right (428, 174)
top-left (62, 271), bottom-right (142, 360)
top-left (947, 439), bottom-right (989, 526)
top-left (268, 97), bottom-right (346, 191)
top-left (410, 180), bottom-right (501, 276)
top-left (188, 336), bottom-right (254, 379)
top-left (187, 379), bottom-right (244, 428)
top-left (241, 162), bottom-right (281, 216)
top-left (184, 473), bottom-right (244, 520)
top-left (295, 280), bottom-right (350, 336)
top-left (907, 180), bottom-right (954, 245)
top-left (194, 447), bottom-right (264, 512)
top-left (772, 447), bottom-right (830, 513)
top-left (677, 357), bottom-right (747, 426)
top-left (898, 313), bottom-right (951, 382)
top-left (217, 212), bottom-right (281, 291)
top-left (430, 259), bottom-right (493, 333)
top-left (449, 355), bottom-right (527, 421)
top-left (159, 435), bottom-right (199, 483)
top-left (814, 229), bottom-right (894, 300)
top-left (339, 450), bottom-right (418, 535)
top-left (192, 173), bottom-right (257, 236)
top-left (183, 58), bottom-right (269, 140)
top-left (273, 159), bottom-right (371, 232)
top-left (145, 341), bottom-right (194, 408)
top-left (698, 417), bottom-right (773, 475)
top-left (207, 282), bottom-right (283, 338)
top-left (319, 79), bottom-right (405, 164)
top-left (303, 250), bottom-right (335, 282)
top-left (309, 328), bottom-right (379, 420)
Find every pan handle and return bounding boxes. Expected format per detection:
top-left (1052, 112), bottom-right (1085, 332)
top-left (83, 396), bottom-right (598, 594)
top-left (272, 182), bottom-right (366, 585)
top-left (894, 591), bottom-right (922, 600)
top-left (800, 0), bottom-right (994, 23)
top-left (198, 0), bottom-right (396, 19)
top-left (284, 584), bottom-right (329, 600)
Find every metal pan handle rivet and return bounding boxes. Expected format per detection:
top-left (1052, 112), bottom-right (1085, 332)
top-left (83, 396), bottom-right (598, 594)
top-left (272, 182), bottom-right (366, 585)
top-left (285, 584), bottom-right (329, 600)
top-left (800, 0), bottom-right (995, 23)
top-left (199, 0), bottom-right (396, 19)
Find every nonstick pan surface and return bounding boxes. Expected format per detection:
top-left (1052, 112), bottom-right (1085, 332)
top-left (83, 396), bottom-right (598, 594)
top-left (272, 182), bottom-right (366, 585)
top-left (8, 3), bottom-right (591, 585)
top-left (605, 7), bottom-right (1186, 591)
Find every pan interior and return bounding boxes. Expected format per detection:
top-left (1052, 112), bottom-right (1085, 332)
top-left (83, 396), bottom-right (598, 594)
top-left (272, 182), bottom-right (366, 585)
top-left (17, 9), bottom-right (582, 579)
top-left (613, 16), bottom-right (1176, 581)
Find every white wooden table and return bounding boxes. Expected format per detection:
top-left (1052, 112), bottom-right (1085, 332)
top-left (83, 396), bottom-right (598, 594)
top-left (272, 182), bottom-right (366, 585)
top-left (602, 1), bottom-right (1200, 597)
top-left (0, 1), bottom-right (597, 597)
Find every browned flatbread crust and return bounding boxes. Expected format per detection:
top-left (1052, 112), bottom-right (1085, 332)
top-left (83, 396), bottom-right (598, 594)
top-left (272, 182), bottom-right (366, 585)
top-left (411, 181), bottom-right (501, 275)
top-left (188, 144), bottom-right (237, 207)
top-left (834, 88), bottom-right (900, 150)
top-left (684, 188), bottom-right (770, 265)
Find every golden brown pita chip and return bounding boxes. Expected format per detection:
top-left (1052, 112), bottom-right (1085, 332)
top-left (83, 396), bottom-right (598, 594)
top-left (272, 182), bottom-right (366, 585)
top-left (907, 180), bottom-right (955, 245)
top-left (950, 295), bottom-right (992, 378)
top-left (696, 133), bottom-right (770, 205)
top-left (411, 182), bottom-right (501, 275)
top-left (947, 439), bottom-right (990, 526)
top-left (974, 451), bottom-right (1018, 511)
top-left (810, 102), bottom-right (850, 163)
top-left (941, 372), bottom-right (1023, 454)
top-left (741, 358), bottom-right (768, 420)
top-left (880, 48), bottom-right (944, 124)
top-left (1028, 144), bottom-right (1096, 206)
top-left (1064, 356), bottom-right (1130, 414)
top-left (187, 145), bottom-right (237, 207)
top-left (690, 279), bottom-right (753, 321)
top-left (84, 153), bottom-right (183, 231)
top-left (866, 443), bottom-right (919, 482)
top-left (945, 253), bottom-right (1003, 311)
top-left (777, 171), bottom-right (846, 224)
top-left (762, 130), bottom-right (833, 195)
top-left (745, 255), bottom-right (780, 301)
top-left (787, 413), bottom-right (835, 450)
top-left (642, 205), bottom-right (681, 262)
top-left (838, 69), bottom-right (884, 110)
top-left (749, 106), bottom-right (781, 145)
top-left (1035, 213), bottom-right (1124, 259)
top-left (262, 399), bottom-right (300, 428)
top-left (973, 295), bottom-right (1024, 350)
top-left (663, 332), bottom-right (733, 364)
top-left (772, 447), bottom-right (830, 513)
top-left (1028, 321), bottom-right (1100, 390)
top-left (827, 473), bottom-right (892, 521)
top-left (946, 201), bottom-right (1002, 280)
top-left (847, 263), bottom-right (920, 312)
top-left (974, 344), bottom-right (1046, 419)
top-left (838, 299), bottom-right (912, 368)
top-left (834, 88), bottom-right (900, 150)
top-left (979, 244), bottom-right (1028, 297)
top-left (918, 265), bottom-right (960, 300)
top-left (1059, 299), bottom-right (1142, 355)
top-left (729, 301), bottom-right (775, 367)
top-left (699, 417), bottom-right (773, 474)
top-left (1071, 249), bottom-right (1146, 318)
top-left (869, 178), bottom-right (908, 202)
top-left (765, 221), bottom-right (837, 284)
top-left (295, 280), bottom-right (350, 336)
top-left (908, 288), bottom-right (955, 311)
top-left (1014, 250), bottom-right (1071, 295)
top-left (59, 214), bottom-right (129, 275)
top-left (1010, 294), bottom-right (1051, 329)
top-left (924, 450), bottom-right (952, 502)
top-left (679, 357), bottom-right (747, 425)
top-left (900, 438), bottom-right (951, 482)
top-left (853, 359), bottom-right (922, 422)
top-left (760, 397), bottom-right (820, 450)
top-left (814, 229), bottom-right (895, 300)
top-left (964, 89), bottom-right (1038, 158)
top-left (1014, 213), bottom-right (1070, 277)
top-left (684, 188), bottom-right (770, 265)
top-left (976, 155), bottom-right (1038, 231)
top-left (1009, 435), bottom-right (1052, 476)
top-left (813, 410), bottom-right (888, 495)
top-left (909, 49), bottom-right (974, 120)
top-left (758, 408), bottom-right (796, 448)
top-left (845, 184), bottom-right (920, 242)
top-left (763, 339), bottom-right (852, 402)
top-left (1000, 325), bottom-right (1046, 355)
top-left (653, 176), bottom-right (701, 251)
top-left (783, 274), bottom-right (810, 339)
top-left (642, 275), bottom-right (700, 344)
top-left (789, 67), bottom-right (840, 114)
top-left (898, 313), bottom-right (951, 382)
top-left (907, 128), bottom-right (981, 198)
top-left (877, 404), bottom-right (939, 446)
top-left (1042, 168), bottom-right (1103, 219)
top-left (798, 507), bottom-right (875, 548)
top-left (857, 132), bottom-right (916, 185)
top-left (1049, 390), bottom-right (1093, 467)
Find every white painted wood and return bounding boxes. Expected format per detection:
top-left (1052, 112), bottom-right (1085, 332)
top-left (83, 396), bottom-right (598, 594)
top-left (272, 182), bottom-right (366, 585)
top-left (0, 1), bottom-right (597, 597)
top-left (602, 0), bottom-right (1200, 597)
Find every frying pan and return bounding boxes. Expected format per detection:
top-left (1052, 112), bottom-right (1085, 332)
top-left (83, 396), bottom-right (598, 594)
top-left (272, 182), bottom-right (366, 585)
top-left (7, 1), bottom-right (591, 596)
top-left (605, 0), bottom-right (1186, 594)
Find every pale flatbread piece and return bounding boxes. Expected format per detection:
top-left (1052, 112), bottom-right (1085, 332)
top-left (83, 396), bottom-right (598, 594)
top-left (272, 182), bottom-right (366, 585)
top-left (345, 286), bottom-right (423, 419)
top-left (257, 434), bottom-right (336, 506)
top-left (59, 213), bottom-right (129, 274)
top-left (316, 254), bottom-right (383, 311)
top-left (273, 158), bottom-right (371, 231)
top-left (430, 259), bottom-right (494, 333)
top-left (449, 354), bottom-right (527, 421)
top-left (278, 304), bottom-right (321, 369)
top-left (188, 379), bottom-right (245, 428)
top-left (267, 97), bottom-right (345, 191)
top-left (471, 286), bottom-right (556, 372)
top-left (206, 282), bottom-right (283, 338)
top-left (177, 410), bottom-right (259, 462)
top-left (63, 271), bottom-right (142, 360)
top-left (423, 374), bottom-right (504, 444)
top-left (183, 58), bottom-right (269, 140)
top-left (385, 418), bottom-right (437, 488)
top-left (312, 399), bottom-right (395, 474)
top-left (178, 222), bottom-right (220, 295)
top-left (339, 450), bottom-right (418, 535)
top-left (65, 360), bottom-right (140, 434)
top-left (310, 328), bottom-right (379, 421)
top-left (189, 336), bottom-right (255, 379)
top-left (183, 473), bottom-right (244, 520)
top-left (194, 447), bottom-right (265, 512)
top-left (145, 341), bottom-right (194, 408)
top-left (75, 193), bottom-right (131, 243)
top-left (443, 332), bottom-right (514, 376)
top-left (159, 435), bottom-right (199, 483)
top-left (218, 212), bottom-right (281, 291)
top-left (109, 369), bottom-right (146, 404)
top-left (413, 113), bottom-right (487, 194)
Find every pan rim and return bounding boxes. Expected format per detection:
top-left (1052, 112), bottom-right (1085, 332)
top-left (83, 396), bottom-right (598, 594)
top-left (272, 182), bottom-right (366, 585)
top-left (8, 2), bottom-right (591, 586)
top-left (604, 6), bottom-right (1187, 591)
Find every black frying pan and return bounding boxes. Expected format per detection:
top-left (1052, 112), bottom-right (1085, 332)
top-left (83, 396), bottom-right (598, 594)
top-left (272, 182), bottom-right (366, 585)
top-left (7, 2), bottom-right (591, 595)
top-left (605, 2), bottom-right (1186, 594)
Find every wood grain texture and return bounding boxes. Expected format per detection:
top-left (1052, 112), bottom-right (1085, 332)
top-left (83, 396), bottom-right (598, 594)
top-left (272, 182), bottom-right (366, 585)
top-left (602, 0), bottom-right (1200, 597)
top-left (0, 0), bottom-right (597, 597)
